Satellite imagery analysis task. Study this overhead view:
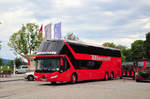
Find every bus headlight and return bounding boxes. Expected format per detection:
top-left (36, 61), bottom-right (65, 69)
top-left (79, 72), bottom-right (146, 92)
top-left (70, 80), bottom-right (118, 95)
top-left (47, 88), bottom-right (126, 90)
top-left (50, 75), bottom-right (58, 78)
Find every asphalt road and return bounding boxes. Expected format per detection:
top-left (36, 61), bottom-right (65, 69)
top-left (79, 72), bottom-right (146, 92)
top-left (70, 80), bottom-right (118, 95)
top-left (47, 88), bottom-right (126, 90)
top-left (0, 79), bottom-right (150, 99)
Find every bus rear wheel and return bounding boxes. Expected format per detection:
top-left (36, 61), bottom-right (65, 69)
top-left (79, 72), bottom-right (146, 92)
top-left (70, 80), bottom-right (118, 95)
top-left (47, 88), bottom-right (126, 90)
top-left (104, 73), bottom-right (109, 80)
top-left (71, 74), bottom-right (77, 84)
top-left (110, 73), bottom-right (114, 80)
top-left (136, 79), bottom-right (140, 82)
top-left (136, 77), bottom-right (140, 82)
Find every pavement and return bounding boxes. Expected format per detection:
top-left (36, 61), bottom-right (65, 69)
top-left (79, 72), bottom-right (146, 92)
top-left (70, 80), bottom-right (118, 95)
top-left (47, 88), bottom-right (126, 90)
top-left (0, 79), bottom-right (150, 99)
top-left (0, 74), bottom-right (24, 82)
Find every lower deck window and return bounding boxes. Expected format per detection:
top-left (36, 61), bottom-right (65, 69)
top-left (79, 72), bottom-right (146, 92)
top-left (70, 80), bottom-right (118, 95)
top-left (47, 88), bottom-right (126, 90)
top-left (75, 60), bottom-right (102, 70)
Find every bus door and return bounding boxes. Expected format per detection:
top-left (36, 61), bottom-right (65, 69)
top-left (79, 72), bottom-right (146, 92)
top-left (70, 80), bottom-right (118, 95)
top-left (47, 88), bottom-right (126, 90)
top-left (58, 57), bottom-right (72, 82)
top-left (75, 60), bottom-right (90, 81)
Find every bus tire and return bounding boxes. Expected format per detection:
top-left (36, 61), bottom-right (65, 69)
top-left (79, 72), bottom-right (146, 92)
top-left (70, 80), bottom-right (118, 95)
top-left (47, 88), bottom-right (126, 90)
top-left (51, 82), bottom-right (56, 85)
top-left (136, 79), bottom-right (140, 82)
top-left (104, 72), bottom-right (109, 80)
top-left (136, 77), bottom-right (140, 82)
top-left (110, 72), bottom-right (114, 80)
top-left (132, 76), bottom-right (135, 80)
top-left (71, 73), bottom-right (77, 83)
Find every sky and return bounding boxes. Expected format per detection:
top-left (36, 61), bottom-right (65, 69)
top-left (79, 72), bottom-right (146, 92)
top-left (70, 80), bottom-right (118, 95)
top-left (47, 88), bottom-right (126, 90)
top-left (0, 0), bottom-right (150, 59)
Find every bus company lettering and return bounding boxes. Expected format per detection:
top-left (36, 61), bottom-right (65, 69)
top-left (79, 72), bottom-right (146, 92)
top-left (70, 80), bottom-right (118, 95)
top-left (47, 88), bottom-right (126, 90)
top-left (37, 51), bottom-right (57, 55)
top-left (92, 55), bottom-right (111, 61)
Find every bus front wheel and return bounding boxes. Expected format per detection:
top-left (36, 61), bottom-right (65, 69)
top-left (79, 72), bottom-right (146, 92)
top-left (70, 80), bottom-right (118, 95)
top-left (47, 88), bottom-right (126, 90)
top-left (71, 74), bottom-right (77, 84)
top-left (51, 82), bottom-right (56, 85)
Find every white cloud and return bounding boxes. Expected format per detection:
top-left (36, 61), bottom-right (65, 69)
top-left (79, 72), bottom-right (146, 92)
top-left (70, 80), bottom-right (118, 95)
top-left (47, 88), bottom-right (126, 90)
top-left (127, 33), bottom-right (145, 39)
top-left (1, 0), bottom-right (150, 59)
top-left (104, 11), bottom-right (113, 16)
top-left (81, 37), bottom-right (133, 48)
top-left (144, 23), bottom-right (150, 29)
top-left (121, 17), bottom-right (150, 31)
top-left (137, 0), bottom-right (150, 5)
top-left (0, 0), bottom-right (23, 3)
top-left (63, 24), bottom-right (108, 32)
top-left (0, 41), bottom-right (16, 59)
top-left (53, 0), bottom-right (84, 11)
top-left (0, 7), bottom-right (37, 41)
top-left (81, 32), bottom-right (146, 48)
top-left (99, 0), bottom-right (112, 3)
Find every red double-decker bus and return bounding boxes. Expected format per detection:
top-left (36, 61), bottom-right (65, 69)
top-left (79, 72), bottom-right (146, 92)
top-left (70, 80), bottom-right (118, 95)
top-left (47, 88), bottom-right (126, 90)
top-left (34, 40), bottom-right (121, 84)
top-left (135, 58), bottom-right (150, 82)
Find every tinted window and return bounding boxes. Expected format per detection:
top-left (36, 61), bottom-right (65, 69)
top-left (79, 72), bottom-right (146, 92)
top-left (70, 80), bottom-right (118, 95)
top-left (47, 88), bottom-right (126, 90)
top-left (60, 57), bottom-right (70, 72)
top-left (38, 40), bottom-right (64, 54)
top-left (75, 60), bottom-right (102, 70)
top-left (35, 57), bottom-right (60, 73)
top-left (68, 42), bottom-right (121, 57)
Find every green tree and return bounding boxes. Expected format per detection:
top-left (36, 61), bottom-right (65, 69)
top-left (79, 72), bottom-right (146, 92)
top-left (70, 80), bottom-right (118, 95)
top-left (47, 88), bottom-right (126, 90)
top-left (10, 58), bottom-right (27, 68)
top-left (144, 32), bottom-right (150, 59)
top-left (8, 23), bottom-right (42, 58)
top-left (64, 33), bottom-right (79, 40)
top-left (131, 40), bottom-right (145, 61)
top-left (122, 48), bottom-right (132, 61)
top-left (117, 45), bottom-right (127, 62)
top-left (5, 60), bottom-right (14, 67)
top-left (0, 58), bottom-right (3, 66)
top-left (103, 42), bottom-right (119, 48)
top-left (102, 42), bottom-right (127, 61)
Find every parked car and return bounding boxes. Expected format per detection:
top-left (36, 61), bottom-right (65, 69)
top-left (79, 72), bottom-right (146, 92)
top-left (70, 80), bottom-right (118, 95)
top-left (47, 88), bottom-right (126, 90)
top-left (15, 65), bottom-right (30, 74)
top-left (24, 72), bottom-right (34, 81)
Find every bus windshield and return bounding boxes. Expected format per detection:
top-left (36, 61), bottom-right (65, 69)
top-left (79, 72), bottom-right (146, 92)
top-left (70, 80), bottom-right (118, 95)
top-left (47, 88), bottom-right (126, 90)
top-left (35, 57), bottom-right (60, 73)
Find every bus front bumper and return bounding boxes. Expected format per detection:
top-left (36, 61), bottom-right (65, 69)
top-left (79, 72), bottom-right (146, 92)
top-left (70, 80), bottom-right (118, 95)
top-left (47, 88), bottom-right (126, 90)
top-left (34, 75), bottom-right (59, 82)
top-left (34, 72), bottom-right (60, 82)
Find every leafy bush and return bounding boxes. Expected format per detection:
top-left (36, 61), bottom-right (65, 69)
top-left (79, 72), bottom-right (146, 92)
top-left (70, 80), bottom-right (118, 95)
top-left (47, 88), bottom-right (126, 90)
top-left (0, 66), bottom-right (13, 72)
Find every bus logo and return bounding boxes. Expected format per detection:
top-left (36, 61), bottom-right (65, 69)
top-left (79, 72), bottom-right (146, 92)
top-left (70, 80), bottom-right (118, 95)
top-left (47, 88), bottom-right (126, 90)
top-left (92, 55), bottom-right (111, 61)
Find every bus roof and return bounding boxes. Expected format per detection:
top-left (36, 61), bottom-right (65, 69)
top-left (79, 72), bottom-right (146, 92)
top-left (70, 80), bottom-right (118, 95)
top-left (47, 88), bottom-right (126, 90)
top-left (64, 39), bottom-right (120, 51)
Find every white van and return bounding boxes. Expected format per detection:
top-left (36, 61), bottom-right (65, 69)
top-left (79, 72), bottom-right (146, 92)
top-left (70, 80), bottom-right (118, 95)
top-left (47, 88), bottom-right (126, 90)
top-left (15, 65), bottom-right (30, 74)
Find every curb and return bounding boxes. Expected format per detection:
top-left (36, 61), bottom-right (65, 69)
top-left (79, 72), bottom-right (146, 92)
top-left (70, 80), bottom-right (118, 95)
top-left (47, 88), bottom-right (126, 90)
top-left (0, 79), bottom-right (24, 82)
